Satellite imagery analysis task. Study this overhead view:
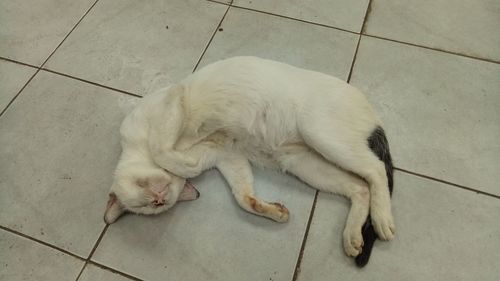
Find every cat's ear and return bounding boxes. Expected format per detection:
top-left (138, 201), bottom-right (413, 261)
top-left (177, 181), bottom-right (200, 202)
top-left (104, 192), bottom-right (125, 224)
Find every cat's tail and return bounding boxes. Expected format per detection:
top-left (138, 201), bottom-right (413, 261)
top-left (355, 216), bottom-right (377, 267)
top-left (355, 126), bottom-right (394, 267)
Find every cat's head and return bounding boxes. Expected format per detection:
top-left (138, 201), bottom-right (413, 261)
top-left (103, 164), bottom-right (199, 224)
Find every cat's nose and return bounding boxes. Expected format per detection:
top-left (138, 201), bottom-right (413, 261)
top-left (153, 199), bottom-right (165, 206)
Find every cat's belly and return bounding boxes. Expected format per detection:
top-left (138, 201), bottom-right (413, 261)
top-left (231, 135), bottom-right (305, 170)
top-left (242, 147), bottom-right (281, 170)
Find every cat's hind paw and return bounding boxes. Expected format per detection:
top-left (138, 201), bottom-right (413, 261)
top-left (343, 228), bottom-right (364, 257)
top-left (371, 209), bottom-right (395, 240)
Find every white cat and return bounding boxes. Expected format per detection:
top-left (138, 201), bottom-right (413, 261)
top-left (104, 56), bottom-right (395, 266)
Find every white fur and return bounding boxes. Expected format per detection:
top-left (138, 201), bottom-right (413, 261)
top-left (107, 56), bottom-right (395, 256)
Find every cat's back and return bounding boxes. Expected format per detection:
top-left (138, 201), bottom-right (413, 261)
top-left (185, 56), bottom-right (357, 101)
top-left (179, 56), bottom-right (378, 143)
top-left (184, 56), bottom-right (372, 118)
top-left (179, 57), bottom-right (309, 148)
top-left (180, 57), bottom-right (303, 128)
top-left (187, 56), bottom-right (334, 85)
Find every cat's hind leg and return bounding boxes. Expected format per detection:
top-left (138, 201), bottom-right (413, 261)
top-left (299, 113), bottom-right (395, 241)
top-left (277, 144), bottom-right (370, 257)
top-left (216, 154), bottom-right (289, 223)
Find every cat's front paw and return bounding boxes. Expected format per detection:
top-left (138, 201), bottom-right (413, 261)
top-left (268, 202), bottom-right (289, 223)
top-left (371, 209), bottom-right (395, 240)
top-left (182, 156), bottom-right (199, 167)
top-left (343, 228), bottom-right (364, 257)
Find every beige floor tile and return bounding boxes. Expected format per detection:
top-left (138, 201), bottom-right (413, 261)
top-left (351, 36), bottom-right (500, 195)
top-left (46, 0), bottom-right (227, 96)
top-left (233, 0), bottom-right (369, 32)
top-left (298, 172), bottom-right (500, 281)
top-left (0, 71), bottom-right (138, 257)
top-left (0, 0), bottom-right (96, 65)
top-left (365, 0), bottom-right (500, 61)
top-left (198, 7), bottom-right (359, 81)
top-left (0, 228), bottom-right (83, 280)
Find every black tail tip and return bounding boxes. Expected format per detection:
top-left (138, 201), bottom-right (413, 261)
top-left (354, 251), bottom-right (370, 267)
top-left (354, 221), bottom-right (377, 267)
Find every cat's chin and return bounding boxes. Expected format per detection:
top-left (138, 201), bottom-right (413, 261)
top-left (126, 204), bottom-right (175, 216)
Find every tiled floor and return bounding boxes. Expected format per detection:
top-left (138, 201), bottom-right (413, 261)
top-left (0, 0), bottom-right (499, 280)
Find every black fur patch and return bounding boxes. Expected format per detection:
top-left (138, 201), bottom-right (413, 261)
top-left (367, 126), bottom-right (393, 194)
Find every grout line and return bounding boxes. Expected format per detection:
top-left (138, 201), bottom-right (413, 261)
top-left (75, 224), bottom-right (110, 281)
top-left (0, 69), bottom-right (40, 118)
top-left (0, 225), bottom-right (86, 261)
top-left (346, 36), bottom-right (362, 83)
top-left (207, 0), bottom-right (232, 5)
top-left (395, 167), bottom-right (500, 199)
top-left (192, 3), bottom-right (232, 72)
top-left (0, 224), bottom-right (140, 281)
top-left (88, 261), bottom-right (144, 281)
top-left (41, 68), bottom-right (142, 98)
top-left (291, 190), bottom-right (319, 281)
top-left (363, 34), bottom-right (500, 65)
top-left (229, 4), bottom-right (358, 35)
top-left (74, 263), bottom-right (88, 281)
top-left (0, 56), bottom-right (40, 69)
top-left (360, 0), bottom-right (373, 34)
top-left (0, 56), bottom-right (142, 98)
top-left (86, 224), bottom-right (109, 261)
top-left (346, 0), bottom-right (371, 83)
top-left (39, 0), bottom-right (100, 68)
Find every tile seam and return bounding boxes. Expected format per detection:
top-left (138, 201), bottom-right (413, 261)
top-left (88, 261), bottom-right (144, 281)
top-left (0, 225), bottom-right (86, 261)
top-left (192, 3), bottom-right (232, 72)
top-left (291, 191), bottom-right (319, 281)
top-left (40, 67), bottom-right (142, 98)
top-left (0, 69), bottom-right (40, 118)
top-left (395, 167), bottom-right (500, 199)
top-left (39, 0), bottom-right (101, 68)
top-left (74, 224), bottom-right (109, 281)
